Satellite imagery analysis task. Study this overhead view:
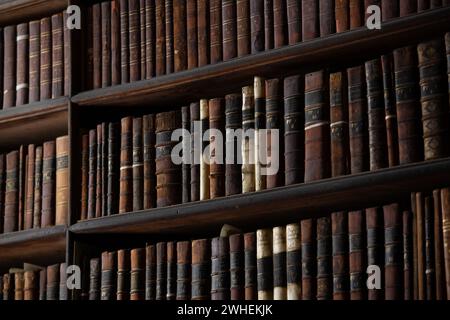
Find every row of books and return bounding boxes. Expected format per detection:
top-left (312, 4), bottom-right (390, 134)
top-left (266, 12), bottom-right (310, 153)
top-left (85, 0), bottom-right (450, 90)
top-left (81, 188), bottom-right (450, 300)
top-left (0, 136), bottom-right (69, 235)
top-left (0, 12), bottom-right (69, 110)
top-left (80, 34), bottom-right (450, 218)
top-left (1, 263), bottom-right (67, 300)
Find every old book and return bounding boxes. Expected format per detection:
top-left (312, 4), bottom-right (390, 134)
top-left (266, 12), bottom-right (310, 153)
top-left (265, 0), bottom-right (274, 50)
top-left (210, 0), bottom-right (223, 64)
top-left (237, 0), bottom-right (250, 56)
top-left (287, 0), bottom-right (301, 44)
top-left (433, 190), bottom-right (446, 300)
top-left (101, 2), bottom-right (112, 87)
top-left (0, 28), bottom-right (3, 108)
top-left (24, 145), bottom-right (35, 229)
top-left (87, 130), bottom-right (97, 219)
top-left (317, 216), bottom-right (332, 300)
top-left (349, 210), bottom-right (366, 300)
top-left (305, 70), bottom-right (331, 182)
top-left (39, 269), bottom-right (46, 300)
top-left (101, 251), bottom-right (117, 300)
top-left (190, 102), bottom-right (201, 201)
top-left (111, 0), bottom-right (121, 85)
top-left (15, 272), bottom-right (24, 300)
top-left (411, 192), bottom-right (419, 299)
top-left (403, 209), bottom-right (413, 300)
top-left (145, 244), bottom-right (156, 300)
top-left (143, 115), bottom-right (156, 209)
top-left (0, 275), bottom-right (2, 300)
top-left (254, 77), bottom-right (266, 192)
top-left (93, 4), bottom-right (102, 88)
top-left (3, 274), bottom-right (13, 300)
top-left (62, 10), bottom-right (69, 94)
top-left (242, 86), bottom-right (255, 193)
top-left (286, 223), bottom-right (301, 300)
top-left (46, 264), bottom-right (59, 300)
top-left (209, 98), bottom-right (225, 199)
top-left (86, 6), bottom-right (94, 89)
top-left (447, 33), bottom-right (450, 109)
top-left (145, 0), bottom-right (156, 78)
top-left (119, 117), bottom-right (133, 213)
top-left (211, 237), bottom-right (230, 300)
top-left (335, 0), bottom-right (349, 32)
top-left (181, 107), bottom-right (190, 203)
top-left (156, 0), bottom-right (166, 75)
top-left (284, 75), bottom-right (304, 185)
top-left (117, 249), bottom-right (130, 300)
top-left (55, 136), bottom-right (69, 225)
top-left (156, 111), bottom-right (182, 207)
top-left (51, 13), bottom-right (64, 98)
top-left (381, 0), bottom-right (399, 20)
top-left (303, 0), bottom-right (319, 40)
top-left (4, 151), bottom-right (19, 233)
top-left (16, 23), bottom-right (29, 106)
top-left (166, 242), bottom-right (177, 300)
top-left (24, 271), bottom-right (38, 300)
top-left (441, 188), bottom-right (450, 298)
top-left (95, 125), bottom-right (103, 218)
top-left (274, 0), bottom-right (287, 48)
top-left (302, 219), bottom-right (316, 300)
top-left (187, 0), bottom-right (198, 68)
top-left (120, 0), bottom-right (130, 83)
top-left (89, 258), bottom-right (101, 300)
top-left (176, 241), bottom-right (191, 300)
top-left (417, 39), bottom-right (449, 161)
top-left (18, 147), bottom-right (26, 231)
top-left (129, 0), bottom-right (141, 81)
top-left (174, 0), bottom-right (187, 71)
top-left (256, 229), bottom-right (273, 300)
top-left (222, 0), bottom-right (237, 60)
top-left (229, 234), bottom-right (244, 300)
top-left (320, 0), bottom-right (335, 36)
top-left (244, 232), bottom-right (257, 299)
top-left (132, 117), bottom-right (144, 211)
top-left (197, 0), bottom-right (210, 66)
top-left (3, 25), bottom-right (16, 108)
top-left (59, 263), bottom-right (68, 300)
top-left (225, 94), bottom-right (242, 196)
top-left (418, 0), bottom-right (430, 11)
top-left (39, 18), bottom-right (51, 100)
top-left (384, 203), bottom-right (402, 300)
top-left (366, 207), bottom-right (384, 300)
top-left (349, 0), bottom-right (363, 29)
top-left (102, 125), bottom-right (108, 217)
top-left (131, 248), bottom-right (145, 300)
top-left (424, 196), bottom-right (436, 300)
top-left (273, 226), bottom-right (287, 300)
top-left (106, 123), bottom-right (120, 215)
top-left (365, 58), bottom-right (388, 171)
top-left (141, 0), bottom-right (147, 79)
top-left (33, 147), bottom-right (43, 227)
top-left (332, 212), bottom-right (349, 300)
top-left (200, 100), bottom-right (210, 200)
top-left (156, 242), bottom-right (167, 300)
top-left (347, 66), bottom-right (369, 173)
top-left (393, 46), bottom-right (423, 164)
top-left (330, 72), bottom-right (349, 177)
top-left (192, 239), bottom-right (211, 300)
top-left (400, 0), bottom-right (417, 16)
top-left (165, 0), bottom-right (174, 73)
top-left (0, 154), bottom-right (4, 233)
top-left (250, 0), bottom-right (264, 53)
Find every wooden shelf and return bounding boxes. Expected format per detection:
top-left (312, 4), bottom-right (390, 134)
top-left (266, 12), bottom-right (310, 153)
top-left (0, 0), bottom-right (67, 25)
top-left (71, 7), bottom-right (450, 108)
top-left (0, 225), bottom-right (67, 272)
top-left (69, 158), bottom-right (450, 237)
top-left (0, 97), bottom-right (69, 150)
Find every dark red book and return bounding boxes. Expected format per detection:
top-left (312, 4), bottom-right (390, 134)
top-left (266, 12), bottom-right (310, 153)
top-left (237, 0), bottom-right (250, 56)
top-left (335, 0), bottom-right (349, 32)
top-left (210, 0), bottom-right (223, 64)
top-left (165, 0), bottom-right (174, 74)
top-left (349, 0), bottom-right (363, 29)
top-left (274, 0), bottom-right (287, 48)
top-left (3, 25), bottom-right (16, 108)
top-left (174, 0), bottom-right (187, 71)
top-left (400, 0), bottom-right (417, 16)
top-left (112, 0), bottom-right (121, 85)
top-left (381, 0), bottom-right (399, 20)
top-left (302, 0), bottom-right (319, 40)
top-left (133, 117), bottom-right (144, 211)
top-left (156, 0), bottom-right (166, 75)
top-left (187, 0), bottom-right (198, 68)
top-left (287, 0), bottom-right (301, 43)
top-left (119, 117), bottom-right (133, 213)
top-left (145, 0), bottom-right (156, 78)
top-left (197, 0), bottom-right (210, 66)
top-left (222, 0), bottom-right (237, 60)
top-left (120, 0), bottom-right (130, 83)
top-left (140, 0), bottom-right (147, 79)
top-left (129, 0), bottom-right (142, 81)
top-left (320, 0), bottom-right (335, 36)
top-left (250, 0), bottom-right (264, 53)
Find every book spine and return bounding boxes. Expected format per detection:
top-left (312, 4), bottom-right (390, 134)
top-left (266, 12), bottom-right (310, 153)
top-left (101, 251), bottom-right (117, 300)
top-left (18, 147), bottom-right (26, 231)
top-left (250, 0), bottom-right (264, 53)
top-left (210, 0), bottom-right (223, 64)
top-left (222, 0), bottom-right (237, 60)
top-left (120, 0), bottom-right (130, 83)
top-left (187, 0), bottom-right (198, 69)
top-left (286, 223), bottom-right (301, 300)
top-left (24, 271), bottom-right (38, 300)
top-left (3, 25), bottom-right (16, 108)
top-left (412, 192), bottom-right (420, 299)
top-left (244, 232), bottom-right (257, 300)
top-left (166, 0), bottom-right (174, 73)
top-left (0, 154), bottom-right (4, 233)
top-left (16, 23), bottom-right (29, 106)
top-left (209, 98), bottom-right (225, 199)
top-left (131, 248), bottom-right (145, 300)
top-left (46, 264), bottom-right (59, 300)
top-left (211, 237), bottom-right (230, 300)
top-left (129, 0), bottom-right (142, 81)
top-left (433, 190), bottom-right (446, 300)
top-left (403, 209), bottom-right (413, 300)
top-left (320, 0), bottom-right (335, 36)
top-left (200, 100), bottom-right (210, 200)
top-left (33, 147), bottom-right (43, 227)
top-left (254, 77), bottom-right (266, 192)
top-left (256, 229), bottom-right (273, 300)
top-left (440, 188), bottom-right (450, 298)
top-left (197, 0), bottom-right (210, 66)
top-left (284, 75), bottom-right (304, 185)
top-left (133, 117), bottom-right (144, 211)
top-left (51, 13), bottom-right (64, 98)
top-left (273, 226), bottom-right (287, 300)
top-left (273, 0), bottom-right (287, 48)
top-left (95, 125), bottom-right (103, 217)
top-left (62, 9), bottom-right (69, 95)
top-left (174, 0), bottom-right (187, 71)
top-left (86, 6), bottom-right (94, 90)
top-left (287, 0), bottom-right (301, 44)
top-left (59, 263), bottom-right (68, 300)
top-left (366, 207), bottom-right (384, 300)
top-left (156, 0), bottom-right (166, 75)
top-left (335, 0), bottom-right (349, 32)
top-left (424, 196), bottom-right (436, 300)
top-left (305, 70), bottom-right (331, 182)
top-left (176, 241), bottom-right (191, 300)
top-left (237, 0), bottom-right (250, 56)
top-left (15, 272), bottom-right (24, 300)
top-left (166, 242), bottom-right (177, 300)
top-left (93, 4), bottom-right (102, 89)
top-left (0, 28), bottom-right (3, 109)
top-left (225, 94), bottom-right (242, 196)
top-left (264, 0), bottom-right (274, 50)
top-left (29, 21), bottom-right (40, 103)
top-left (229, 234), bottom-right (244, 300)
top-left (418, 0), bottom-right (430, 11)
top-left (39, 18), bottom-right (51, 100)
top-left (384, 203), bottom-right (402, 300)
top-left (4, 151), bottom-right (19, 233)
top-left (332, 212), bottom-right (349, 300)
top-left (55, 136), bottom-right (69, 225)
top-left (41, 142), bottom-right (56, 227)
top-left (24, 145), bottom-right (35, 229)
top-left (182, 107), bottom-right (190, 203)
top-left (117, 249), bottom-right (130, 300)
top-left (102, 2), bottom-right (112, 87)
top-left (400, 0), bottom-right (417, 16)
top-left (146, 244), bottom-right (157, 300)
top-left (87, 130), bottom-right (96, 219)
top-left (146, 0), bottom-right (156, 78)
top-left (191, 239), bottom-right (211, 300)
top-left (317, 216), bottom-right (332, 300)
top-left (89, 258), bottom-right (100, 300)
top-left (141, 0), bottom-right (147, 79)
top-left (102, 123), bottom-right (109, 217)
top-left (381, 0), bottom-right (399, 20)
top-left (119, 117), bottom-right (133, 213)
top-left (143, 115), bottom-right (156, 209)
top-left (190, 102), bottom-right (201, 201)
top-left (349, 0), bottom-right (363, 29)
top-left (349, 210), bottom-right (366, 300)
top-left (447, 33), bottom-right (450, 113)
top-left (242, 86), bottom-right (255, 193)
top-left (112, 0), bottom-right (122, 85)
top-left (107, 123), bottom-right (120, 215)
top-left (301, 219), bottom-right (316, 299)
top-left (39, 270), bottom-right (46, 300)
top-left (3, 274), bottom-right (12, 300)
top-left (302, 0), bottom-right (319, 40)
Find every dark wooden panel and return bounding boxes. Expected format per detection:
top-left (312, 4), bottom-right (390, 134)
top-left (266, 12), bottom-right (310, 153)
top-left (0, 0), bottom-right (68, 25)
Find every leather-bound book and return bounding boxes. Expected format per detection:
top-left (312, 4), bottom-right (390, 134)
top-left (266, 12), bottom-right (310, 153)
top-left (418, 0), bottom-right (430, 10)
top-left (102, 2), bottom-right (112, 87)
top-left (176, 241), bottom-right (191, 300)
top-left (273, 226), bottom-right (287, 300)
top-left (211, 237), bottom-right (230, 300)
top-left (225, 94), bottom-right (242, 196)
top-left (317, 216), bottom-right (332, 300)
top-left (165, 0), bottom-right (174, 74)
top-left (447, 33), bottom-right (450, 108)
top-left (365, 58), bottom-right (388, 171)
top-left (133, 117), bottom-right (144, 211)
top-left (250, 0), bottom-right (264, 53)
top-left (265, 0), bottom-right (274, 50)
top-left (381, 0), bottom-right (399, 20)
top-left (200, 100), bottom-right (210, 200)
top-left (174, 0), bottom-right (187, 71)
top-left (335, 0), bottom-right (349, 32)
top-left (424, 196), bottom-right (436, 300)
top-left (441, 188), bottom-right (450, 298)
top-left (197, 0), bottom-right (210, 66)
top-left (120, 0), bottom-right (130, 83)
top-left (286, 223), bottom-right (301, 300)
top-left (287, 0), bottom-right (301, 44)
top-left (332, 212), bottom-right (349, 300)
top-left (24, 145), bottom-right (35, 229)
top-left (107, 123), bottom-right (120, 215)
top-left (417, 39), bottom-right (449, 161)
top-left (0, 28), bottom-right (3, 108)
top-left (4, 151), bottom-right (19, 233)
top-left (3, 274), bottom-right (13, 300)
top-left (400, 0), bottom-right (417, 16)
top-left (143, 115), bottom-right (156, 209)
top-left (146, 244), bottom-right (156, 300)
top-left (254, 77), bottom-right (266, 192)
top-left (412, 192), bottom-right (419, 299)
top-left (15, 272), bottom-right (24, 300)
top-left (3, 25), bottom-right (16, 108)
top-left (51, 13), bottom-right (64, 98)
top-left (145, 0), bottom-right (156, 78)
top-left (88, 130), bottom-right (97, 219)
top-left (284, 75), bottom-right (304, 185)
top-left (95, 125), bottom-right (103, 217)
top-left (433, 190), bottom-right (446, 300)
top-left (383, 203), bottom-right (402, 300)
top-left (167, 242), bottom-right (177, 300)
top-left (40, 18), bottom-right (51, 99)
top-left (156, 242), bottom-right (167, 300)
top-left (131, 248), bottom-right (145, 300)
top-left (190, 102), bottom-right (201, 201)
top-left (16, 23), bottom-right (29, 106)
top-left (33, 147), bottom-right (43, 227)
top-left (301, 219), bottom-right (316, 300)
top-left (46, 264), bottom-right (59, 300)
top-left (244, 232), bottom-right (257, 299)
top-left (112, 0), bottom-right (121, 85)
top-left (222, 0), bottom-right (237, 60)
top-left (302, 0), bottom-right (319, 40)
top-left (330, 72), bottom-right (349, 177)
top-left (347, 66), bottom-right (368, 173)
top-left (393, 46), bottom-right (423, 165)
top-left (304, 70), bottom-right (331, 182)
top-left (89, 258), bottom-right (101, 300)
top-left (403, 209), bottom-right (413, 300)
top-left (320, 0), bottom-right (335, 36)
top-left (93, 4), bottom-right (102, 89)
top-left (366, 207), bottom-right (384, 300)
top-left (274, 0), bottom-right (287, 48)
top-left (349, 0), bottom-right (363, 29)
top-left (348, 210), bottom-right (366, 300)
top-left (237, 0), bottom-right (250, 56)
top-left (141, 0), bottom-right (147, 79)
top-left (119, 117), bottom-right (133, 213)
top-left (0, 275), bottom-right (2, 300)
top-left (242, 86), bottom-right (255, 193)
top-left (18, 146), bottom-right (26, 231)
top-left (256, 229), bottom-right (273, 300)
top-left (229, 234), bottom-right (244, 300)
top-left (86, 6), bottom-right (94, 90)
top-left (101, 251), bottom-right (117, 300)
top-left (0, 154), bottom-right (4, 233)
top-left (210, 0), bottom-right (223, 64)
top-left (24, 271), bottom-right (38, 300)
top-left (192, 239), bottom-right (211, 300)
top-left (209, 98), bottom-right (225, 198)
top-left (56, 136), bottom-right (69, 225)
top-left (181, 107), bottom-right (190, 203)
top-left (59, 263), bottom-right (68, 300)
top-left (117, 249), bottom-right (130, 300)
top-left (63, 9), bottom-right (69, 93)
top-left (156, 111), bottom-right (182, 207)
top-left (381, 54), bottom-right (399, 167)
top-left (156, 0), bottom-right (166, 75)
top-left (39, 269), bottom-right (46, 300)
top-left (129, 0), bottom-right (142, 81)
top-left (187, 0), bottom-right (198, 68)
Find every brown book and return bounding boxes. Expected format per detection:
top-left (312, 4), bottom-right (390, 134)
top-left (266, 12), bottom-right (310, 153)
top-left (330, 72), bottom-right (349, 177)
top-left (156, 0), bottom-right (166, 75)
top-left (107, 123), bottom-right (120, 215)
top-left (0, 28), bottom-right (3, 109)
top-left (441, 188), bottom-right (450, 298)
top-left (95, 124), bottom-right (103, 218)
top-left (18, 146), bottom-right (26, 231)
top-left (225, 94), bottom-right (242, 196)
top-left (117, 249), bottom-right (130, 300)
top-left (145, 0), bottom-right (156, 78)
top-left (86, 6), bottom-right (94, 90)
top-left (366, 207), bottom-right (384, 300)
top-left (197, 0), bottom-right (210, 66)
top-left (56, 136), bottom-right (69, 225)
top-left (273, 227), bottom-right (287, 300)
top-left (41, 141), bottom-right (56, 227)
top-left (51, 13), bottom-right (64, 98)
top-left (418, 0), bottom-right (430, 11)
top-left (254, 77), bottom-right (266, 192)
top-left (24, 145), bottom-right (35, 229)
top-left (424, 196), bottom-right (436, 300)
top-left (40, 18), bottom-right (52, 99)
top-left (384, 203), bottom-right (402, 300)
top-left (417, 39), bottom-right (449, 161)
top-left (33, 147), bottom-right (43, 228)
top-left (393, 46), bottom-right (423, 165)
top-left (176, 241), bottom-right (191, 300)
top-left (4, 151), bottom-right (19, 233)
top-left (24, 271), bottom-right (38, 300)
top-left (382, 0), bottom-right (399, 20)
top-left (347, 66), bottom-right (369, 174)
top-left (447, 33), bottom-right (450, 109)
top-left (320, 0), bottom-right (335, 36)
top-left (286, 223), bottom-right (301, 300)
top-left (89, 258), bottom-right (101, 300)
top-left (87, 130), bottom-right (97, 219)
top-left (145, 244), bottom-right (156, 300)
top-left (141, 0), bottom-right (147, 79)
top-left (273, 0), bottom-right (287, 48)
top-left (101, 2), bottom-right (112, 88)
top-left (317, 216), bottom-right (332, 300)
top-left (39, 269), bottom-right (46, 300)
top-left (335, 0), bottom-right (349, 32)
top-left (3, 25), bottom-right (16, 108)
top-left (143, 115), bottom-right (156, 209)
top-left (304, 70), bottom-right (331, 182)
top-left (209, 98), bottom-right (225, 198)
top-left (210, 0), bottom-right (223, 64)
top-left (187, 0), bottom-right (198, 68)
top-left (229, 234), bottom-right (244, 300)
top-left (287, 0), bottom-right (301, 44)
top-left (349, 210), bottom-right (366, 300)
top-left (200, 100), bottom-right (210, 200)
top-left (349, 0), bottom-right (363, 29)
top-left (182, 107), bottom-right (191, 203)
top-left (400, 0), bottom-right (417, 16)
top-left (133, 117), bottom-right (144, 211)
top-left (211, 237), bottom-right (230, 300)
top-left (155, 111), bottom-right (182, 207)
top-left (250, 0), bottom-right (264, 53)
top-left (93, 4), bottom-right (102, 89)
top-left (190, 102), bottom-right (201, 201)
top-left (29, 20), bottom-right (40, 103)
top-left (165, 0), bottom-right (174, 73)
top-left (264, 0), bottom-right (274, 50)
top-left (242, 86), bottom-right (255, 193)
top-left (131, 248), bottom-right (145, 300)
top-left (403, 209), bottom-right (413, 300)
top-left (46, 264), bottom-right (59, 300)
top-left (16, 23), bottom-right (29, 106)
top-left (222, 0), bottom-right (237, 60)
top-left (119, 117), bottom-right (133, 213)
top-left (111, 0), bottom-right (121, 85)
top-left (302, 0), bottom-right (319, 40)
top-left (433, 190), bottom-right (446, 300)
top-left (0, 154), bottom-right (5, 233)
top-left (15, 272), bottom-right (24, 300)
top-left (237, 0), bottom-right (250, 56)
top-left (62, 10), bottom-right (69, 95)
top-left (302, 219), bottom-right (316, 300)
top-left (59, 263), bottom-right (68, 300)
top-left (120, 0), bottom-right (130, 83)
top-left (191, 239), bottom-right (211, 300)
top-left (156, 242), bottom-right (167, 300)
top-left (129, 0), bottom-right (142, 81)
top-left (411, 192), bottom-right (419, 299)
top-left (166, 242), bottom-right (177, 300)
top-left (244, 232), bottom-right (257, 300)
top-left (332, 212), bottom-right (349, 300)
top-left (284, 75), bottom-right (304, 185)
top-left (3, 274), bottom-right (13, 300)
top-left (174, 0), bottom-right (187, 71)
